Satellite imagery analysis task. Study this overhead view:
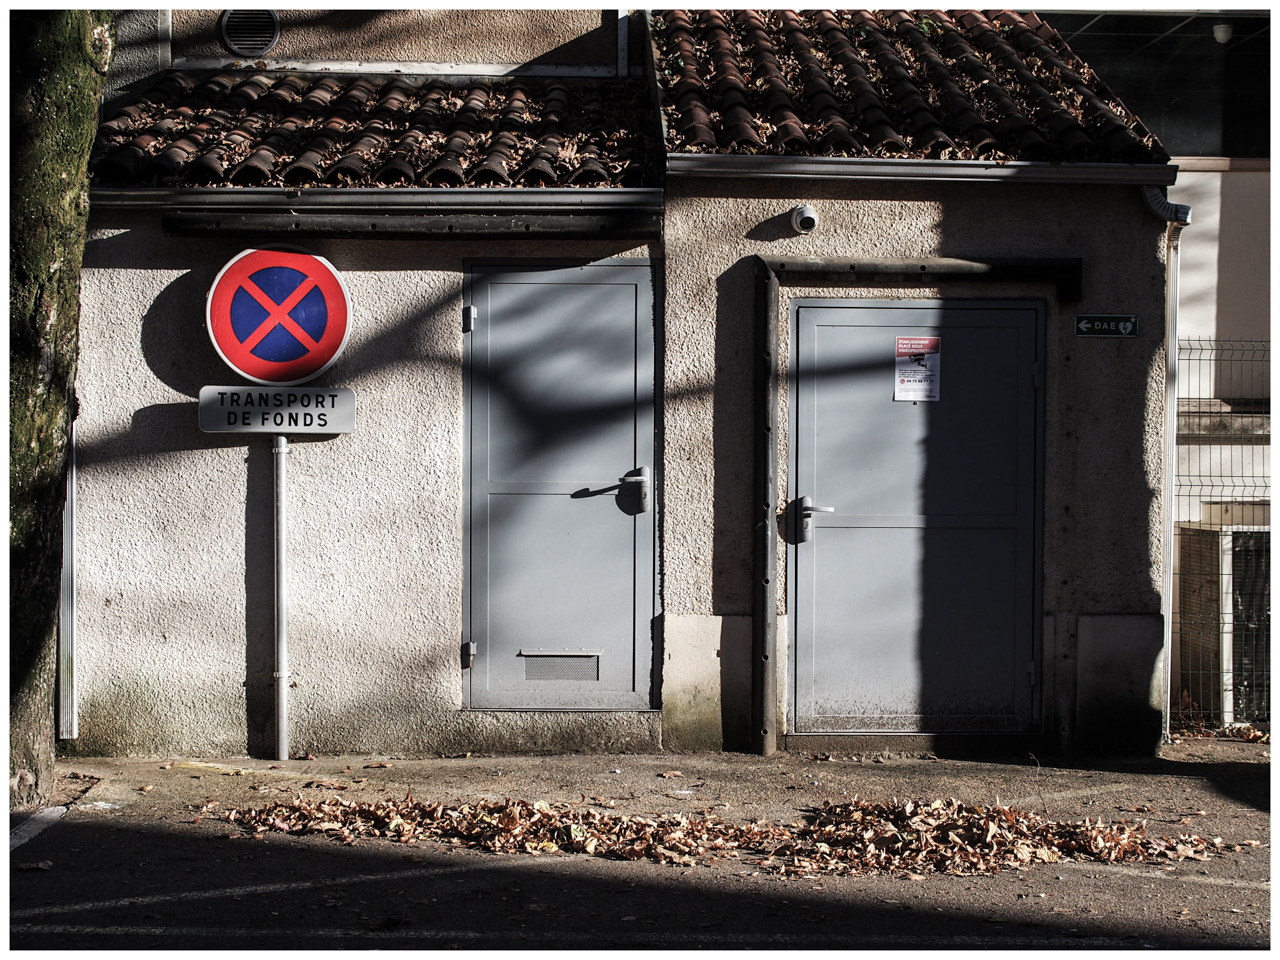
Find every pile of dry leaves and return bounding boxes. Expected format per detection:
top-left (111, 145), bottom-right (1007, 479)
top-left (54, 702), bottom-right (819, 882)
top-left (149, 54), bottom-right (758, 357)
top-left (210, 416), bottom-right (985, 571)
top-left (224, 794), bottom-right (1220, 877)
top-left (1173, 724), bottom-right (1270, 744)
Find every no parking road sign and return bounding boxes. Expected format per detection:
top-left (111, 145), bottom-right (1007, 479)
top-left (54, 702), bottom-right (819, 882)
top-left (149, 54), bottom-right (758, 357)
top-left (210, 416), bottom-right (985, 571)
top-left (208, 247), bottom-right (351, 385)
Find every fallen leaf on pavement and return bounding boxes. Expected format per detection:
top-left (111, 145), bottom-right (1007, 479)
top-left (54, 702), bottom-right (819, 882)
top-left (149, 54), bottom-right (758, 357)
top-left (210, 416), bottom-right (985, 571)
top-left (17, 861), bottom-right (53, 871)
top-left (138, 785), bottom-right (154, 792)
top-left (365, 762), bottom-right (394, 769)
top-left (219, 793), bottom-right (1220, 880)
top-left (659, 771), bottom-right (684, 779)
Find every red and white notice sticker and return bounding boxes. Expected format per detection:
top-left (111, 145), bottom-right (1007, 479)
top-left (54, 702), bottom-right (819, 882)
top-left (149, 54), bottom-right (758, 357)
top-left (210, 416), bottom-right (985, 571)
top-left (894, 336), bottom-right (940, 401)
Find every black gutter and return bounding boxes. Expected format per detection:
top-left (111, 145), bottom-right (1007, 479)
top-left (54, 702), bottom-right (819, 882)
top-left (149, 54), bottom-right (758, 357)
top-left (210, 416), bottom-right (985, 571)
top-left (89, 187), bottom-right (665, 241)
top-left (668, 154), bottom-right (1178, 185)
top-left (750, 255), bottom-right (1082, 756)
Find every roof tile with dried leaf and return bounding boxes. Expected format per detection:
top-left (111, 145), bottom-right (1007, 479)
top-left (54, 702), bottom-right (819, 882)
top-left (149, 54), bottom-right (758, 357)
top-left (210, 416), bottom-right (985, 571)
top-left (89, 74), bottom-right (661, 189)
top-left (651, 10), bottom-right (1170, 164)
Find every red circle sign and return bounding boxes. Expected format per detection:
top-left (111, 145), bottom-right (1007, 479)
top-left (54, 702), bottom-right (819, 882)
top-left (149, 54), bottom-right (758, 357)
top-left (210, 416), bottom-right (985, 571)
top-left (207, 247), bottom-right (351, 385)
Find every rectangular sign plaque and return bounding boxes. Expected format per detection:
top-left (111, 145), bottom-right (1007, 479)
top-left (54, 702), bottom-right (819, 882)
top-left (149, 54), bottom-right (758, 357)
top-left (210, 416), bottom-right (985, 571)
top-left (1076, 315), bottom-right (1138, 337)
top-left (199, 385), bottom-right (356, 434)
top-left (894, 336), bottom-right (941, 401)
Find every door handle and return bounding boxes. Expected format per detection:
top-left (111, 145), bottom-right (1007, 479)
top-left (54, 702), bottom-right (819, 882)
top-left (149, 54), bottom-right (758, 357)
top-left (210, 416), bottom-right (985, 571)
top-left (795, 495), bottom-right (834, 543)
top-left (618, 466), bottom-right (651, 513)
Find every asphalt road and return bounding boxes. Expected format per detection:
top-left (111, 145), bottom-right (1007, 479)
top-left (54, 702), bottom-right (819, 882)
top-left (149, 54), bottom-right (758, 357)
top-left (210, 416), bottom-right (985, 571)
top-left (11, 740), bottom-right (1270, 949)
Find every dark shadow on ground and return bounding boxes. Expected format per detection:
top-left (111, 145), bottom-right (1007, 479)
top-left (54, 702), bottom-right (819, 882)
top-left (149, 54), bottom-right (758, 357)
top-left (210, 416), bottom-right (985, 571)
top-left (10, 816), bottom-right (1262, 950)
top-left (847, 744), bottom-right (1270, 815)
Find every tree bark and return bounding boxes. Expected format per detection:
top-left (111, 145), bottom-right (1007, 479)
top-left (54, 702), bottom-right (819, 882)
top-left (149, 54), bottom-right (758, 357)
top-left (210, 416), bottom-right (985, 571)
top-left (10, 11), bottom-right (114, 807)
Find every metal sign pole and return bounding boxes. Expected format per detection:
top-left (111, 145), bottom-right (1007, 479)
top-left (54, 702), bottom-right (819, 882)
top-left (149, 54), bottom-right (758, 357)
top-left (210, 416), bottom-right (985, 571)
top-left (273, 434), bottom-right (290, 761)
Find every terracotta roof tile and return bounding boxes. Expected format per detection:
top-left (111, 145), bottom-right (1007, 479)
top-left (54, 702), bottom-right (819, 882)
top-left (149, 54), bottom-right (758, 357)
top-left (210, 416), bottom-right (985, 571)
top-left (90, 74), bottom-right (661, 189)
top-left (652, 9), bottom-right (1170, 164)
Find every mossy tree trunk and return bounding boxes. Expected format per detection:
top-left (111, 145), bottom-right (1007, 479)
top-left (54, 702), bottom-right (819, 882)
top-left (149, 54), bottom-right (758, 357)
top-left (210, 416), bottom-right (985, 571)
top-left (10, 11), bottom-right (114, 807)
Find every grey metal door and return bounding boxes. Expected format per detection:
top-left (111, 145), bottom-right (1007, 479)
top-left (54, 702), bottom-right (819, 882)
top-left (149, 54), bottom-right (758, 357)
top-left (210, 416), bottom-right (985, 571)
top-left (789, 300), bottom-right (1041, 733)
top-left (465, 262), bottom-right (655, 709)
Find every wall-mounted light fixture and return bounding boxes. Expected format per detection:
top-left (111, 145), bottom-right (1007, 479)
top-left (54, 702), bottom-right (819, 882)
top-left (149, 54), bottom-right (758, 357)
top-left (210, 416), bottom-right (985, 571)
top-left (1213, 23), bottom-right (1233, 44)
top-left (791, 205), bottom-right (819, 234)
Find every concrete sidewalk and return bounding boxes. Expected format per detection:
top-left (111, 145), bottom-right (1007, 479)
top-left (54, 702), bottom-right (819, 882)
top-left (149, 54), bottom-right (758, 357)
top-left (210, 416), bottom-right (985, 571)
top-left (11, 739), bottom-right (1271, 949)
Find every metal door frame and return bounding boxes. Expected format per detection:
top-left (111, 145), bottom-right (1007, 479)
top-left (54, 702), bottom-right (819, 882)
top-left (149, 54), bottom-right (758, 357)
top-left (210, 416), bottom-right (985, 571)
top-left (785, 297), bottom-right (1046, 735)
top-left (461, 257), bottom-right (660, 710)
top-left (748, 256), bottom-right (1076, 754)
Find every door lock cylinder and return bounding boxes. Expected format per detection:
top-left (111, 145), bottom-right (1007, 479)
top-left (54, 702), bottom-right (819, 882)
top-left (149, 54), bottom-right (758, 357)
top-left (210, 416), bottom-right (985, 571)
top-left (796, 495), bottom-right (835, 543)
top-left (618, 466), bottom-right (651, 513)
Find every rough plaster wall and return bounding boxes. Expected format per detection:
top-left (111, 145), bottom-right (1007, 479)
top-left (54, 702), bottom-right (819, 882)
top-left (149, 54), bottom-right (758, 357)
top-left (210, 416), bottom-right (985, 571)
top-left (74, 213), bottom-right (657, 757)
top-left (171, 9), bottom-right (613, 65)
top-left (661, 177), bottom-right (1170, 738)
top-left (104, 10), bottom-right (164, 108)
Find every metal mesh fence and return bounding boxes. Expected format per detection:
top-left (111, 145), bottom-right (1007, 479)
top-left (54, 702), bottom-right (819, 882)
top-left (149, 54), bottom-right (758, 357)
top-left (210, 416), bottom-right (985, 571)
top-left (1172, 339), bottom-right (1270, 728)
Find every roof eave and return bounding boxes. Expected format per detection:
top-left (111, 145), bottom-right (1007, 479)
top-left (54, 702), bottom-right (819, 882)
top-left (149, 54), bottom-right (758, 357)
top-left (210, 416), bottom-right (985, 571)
top-left (666, 154), bottom-right (1179, 186)
top-left (88, 188), bottom-right (665, 240)
top-left (89, 187), bottom-right (665, 212)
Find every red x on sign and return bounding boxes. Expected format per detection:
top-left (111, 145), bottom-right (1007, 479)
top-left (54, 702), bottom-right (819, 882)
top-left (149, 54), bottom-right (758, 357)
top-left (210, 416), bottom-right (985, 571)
top-left (207, 247), bottom-right (351, 385)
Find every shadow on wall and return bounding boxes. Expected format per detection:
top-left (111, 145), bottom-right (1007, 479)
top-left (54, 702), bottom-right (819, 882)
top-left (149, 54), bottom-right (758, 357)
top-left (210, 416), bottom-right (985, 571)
top-left (712, 261), bottom-right (759, 616)
top-left (76, 249), bottom-right (669, 757)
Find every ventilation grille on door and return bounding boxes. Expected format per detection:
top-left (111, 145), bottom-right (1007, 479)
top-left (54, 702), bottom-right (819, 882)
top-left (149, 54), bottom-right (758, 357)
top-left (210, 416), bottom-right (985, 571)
top-left (524, 656), bottom-right (599, 682)
top-left (220, 10), bottom-right (281, 57)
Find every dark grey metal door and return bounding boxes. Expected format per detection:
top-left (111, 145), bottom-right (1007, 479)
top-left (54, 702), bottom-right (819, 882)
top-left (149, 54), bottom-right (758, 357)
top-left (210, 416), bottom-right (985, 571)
top-left (465, 262), bottom-right (655, 709)
top-left (789, 300), bottom-right (1041, 733)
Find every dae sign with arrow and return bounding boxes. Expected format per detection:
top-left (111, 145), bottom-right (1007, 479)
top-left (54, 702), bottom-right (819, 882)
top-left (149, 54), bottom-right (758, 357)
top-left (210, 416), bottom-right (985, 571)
top-left (1075, 314), bottom-right (1138, 338)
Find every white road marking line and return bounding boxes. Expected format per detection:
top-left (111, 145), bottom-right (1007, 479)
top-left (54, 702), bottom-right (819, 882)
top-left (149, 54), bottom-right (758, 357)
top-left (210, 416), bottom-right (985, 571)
top-left (11, 863), bottom-right (479, 918)
top-left (1005, 783), bottom-right (1131, 807)
top-left (1061, 861), bottom-right (1270, 890)
top-left (10, 807), bottom-right (67, 851)
top-left (13, 923), bottom-right (1259, 948)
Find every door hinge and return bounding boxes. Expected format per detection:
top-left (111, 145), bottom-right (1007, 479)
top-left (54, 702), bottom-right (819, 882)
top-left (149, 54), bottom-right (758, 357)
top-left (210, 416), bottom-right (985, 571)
top-left (1031, 362), bottom-right (1043, 390)
top-left (463, 641), bottom-right (477, 670)
top-left (1027, 659), bottom-right (1038, 686)
top-left (463, 305), bottom-right (477, 333)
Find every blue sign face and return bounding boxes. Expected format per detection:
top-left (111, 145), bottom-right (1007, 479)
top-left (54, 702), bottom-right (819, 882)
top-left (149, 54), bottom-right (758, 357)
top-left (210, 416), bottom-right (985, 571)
top-left (208, 247), bottom-right (352, 387)
top-left (229, 266), bottom-right (330, 362)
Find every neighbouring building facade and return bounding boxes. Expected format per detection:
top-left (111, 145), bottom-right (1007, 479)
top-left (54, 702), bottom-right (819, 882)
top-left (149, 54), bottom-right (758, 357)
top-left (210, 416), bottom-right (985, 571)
top-left (1050, 12), bottom-right (1271, 731)
top-left (65, 10), bottom-right (1196, 760)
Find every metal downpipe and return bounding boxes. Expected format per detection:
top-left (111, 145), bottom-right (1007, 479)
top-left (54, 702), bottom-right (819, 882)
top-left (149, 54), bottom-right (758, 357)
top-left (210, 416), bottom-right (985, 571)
top-left (1144, 183), bottom-right (1191, 744)
top-left (273, 435), bottom-right (290, 761)
top-left (1160, 217), bottom-right (1190, 744)
top-left (752, 260), bottom-right (780, 755)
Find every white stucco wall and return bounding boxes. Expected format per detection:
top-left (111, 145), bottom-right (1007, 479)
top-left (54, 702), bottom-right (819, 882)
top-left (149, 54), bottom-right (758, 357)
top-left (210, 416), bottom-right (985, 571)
top-left (170, 9), bottom-right (617, 65)
top-left (75, 174), bottom-right (1175, 757)
top-left (659, 176), bottom-right (1172, 751)
top-left (74, 217), bottom-right (659, 756)
top-left (1169, 161), bottom-right (1271, 348)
